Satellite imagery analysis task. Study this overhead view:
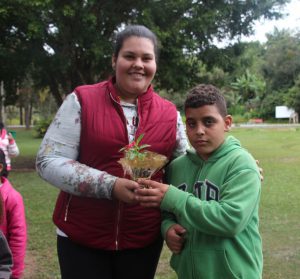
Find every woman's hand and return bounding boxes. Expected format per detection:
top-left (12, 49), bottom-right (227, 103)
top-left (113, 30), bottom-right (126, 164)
top-left (112, 178), bottom-right (140, 203)
top-left (256, 160), bottom-right (264, 182)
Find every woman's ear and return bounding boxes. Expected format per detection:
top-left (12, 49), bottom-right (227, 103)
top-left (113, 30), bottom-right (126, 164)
top-left (0, 163), bottom-right (3, 174)
top-left (112, 55), bottom-right (116, 70)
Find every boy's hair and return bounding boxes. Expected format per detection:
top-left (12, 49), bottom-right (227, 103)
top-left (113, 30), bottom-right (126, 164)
top-left (113, 25), bottom-right (159, 61)
top-left (184, 84), bottom-right (227, 117)
top-left (0, 149), bottom-right (8, 178)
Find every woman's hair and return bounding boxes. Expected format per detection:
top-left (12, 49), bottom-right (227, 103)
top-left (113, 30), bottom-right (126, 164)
top-left (0, 149), bottom-right (8, 178)
top-left (184, 84), bottom-right (228, 117)
top-left (113, 25), bottom-right (159, 61)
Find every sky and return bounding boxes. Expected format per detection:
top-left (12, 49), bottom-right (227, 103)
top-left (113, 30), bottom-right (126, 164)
top-left (243, 0), bottom-right (300, 42)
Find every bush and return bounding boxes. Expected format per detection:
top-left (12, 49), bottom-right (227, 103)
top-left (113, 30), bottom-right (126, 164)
top-left (232, 114), bottom-right (248, 124)
top-left (34, 119), bottom-right (52, 138)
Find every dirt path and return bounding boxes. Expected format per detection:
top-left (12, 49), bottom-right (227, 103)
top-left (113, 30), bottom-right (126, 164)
top-left (23, 250), bottom-right (37, 279)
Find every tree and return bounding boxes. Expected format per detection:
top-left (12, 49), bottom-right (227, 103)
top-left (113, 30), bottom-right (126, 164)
top-left (262, 29), bottom-right (300, 91)
top-left (231, 70), bottom-right (266, 102)
top-left (0, 0), bottom-right (291, 110)
top-left (286, 74), bottom-right (300, 115)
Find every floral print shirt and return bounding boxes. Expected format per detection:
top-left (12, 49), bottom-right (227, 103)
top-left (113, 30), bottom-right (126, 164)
top-left (36, 92), bottom-right (189, 200)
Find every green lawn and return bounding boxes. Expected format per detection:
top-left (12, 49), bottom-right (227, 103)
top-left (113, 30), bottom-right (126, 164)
top-left (8, 127), bottom-right (300, 279)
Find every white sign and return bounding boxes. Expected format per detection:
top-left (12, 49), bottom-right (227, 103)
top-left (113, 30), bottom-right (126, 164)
top-left (275, 106), bottom-right (295, 118)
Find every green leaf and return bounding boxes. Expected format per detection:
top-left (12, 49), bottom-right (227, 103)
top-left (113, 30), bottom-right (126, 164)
top-left (136, 133), bottom-right (145, 145)
top-left (139, 144), bottom-right (151, 150)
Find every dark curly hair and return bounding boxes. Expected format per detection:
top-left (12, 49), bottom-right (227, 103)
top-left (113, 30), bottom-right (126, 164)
top-left (184, 84), bottom-right (227, 117)
top-left (0, 122), bottom-right (4, 131)
top-left (0, 148), bottom-right (8, 178)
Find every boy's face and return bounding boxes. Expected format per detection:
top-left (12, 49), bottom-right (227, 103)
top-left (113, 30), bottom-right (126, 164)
top-left (185, 104), bottom-right (232, 160)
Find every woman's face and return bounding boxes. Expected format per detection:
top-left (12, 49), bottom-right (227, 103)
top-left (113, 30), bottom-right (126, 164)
top-left (112, 36), bottom-right (157, 103)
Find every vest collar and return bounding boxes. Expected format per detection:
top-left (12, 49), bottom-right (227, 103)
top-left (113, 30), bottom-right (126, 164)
top-left (107, 76), bottom-right (154, 104)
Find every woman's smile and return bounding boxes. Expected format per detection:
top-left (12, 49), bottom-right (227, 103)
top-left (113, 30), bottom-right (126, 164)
top-left (113, 36), bottom-right (157, 103)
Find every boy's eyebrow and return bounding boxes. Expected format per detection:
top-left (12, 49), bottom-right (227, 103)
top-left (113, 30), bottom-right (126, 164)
top-left (185, 117), bottom-right (195, 121)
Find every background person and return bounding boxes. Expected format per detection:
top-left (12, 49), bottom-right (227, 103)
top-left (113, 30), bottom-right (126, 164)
top-left (0, 149), bottom-right (27, 279)
top-left (136, 84), bottom-right (263, 279)
top-left (0, 186), bottom-right (13, 279)
top-left (0, 122), bottom-right (20, 174)
top-left (36, 25), bottom-right (188, 279)
top-left (0, 230), bottom-right (12, 279)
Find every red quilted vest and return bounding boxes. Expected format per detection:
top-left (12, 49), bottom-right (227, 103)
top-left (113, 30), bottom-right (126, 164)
top-left (53, 78), bottom-right (177, 250)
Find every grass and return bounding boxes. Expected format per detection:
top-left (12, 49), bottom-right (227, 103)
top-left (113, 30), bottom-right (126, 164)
top-left (7, 127), bottom-right (300, 278)
top-left (230, 128), bottom-right (300, 279)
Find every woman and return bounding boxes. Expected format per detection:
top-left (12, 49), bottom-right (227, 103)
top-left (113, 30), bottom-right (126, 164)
top-left (36, 25), bottom-right (188, 279)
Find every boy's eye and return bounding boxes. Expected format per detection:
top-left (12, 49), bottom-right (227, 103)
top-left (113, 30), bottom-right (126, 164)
top-left (203, 118), bottom-right (215, 127)
top-left (187, 121), bottom-right (196, 128)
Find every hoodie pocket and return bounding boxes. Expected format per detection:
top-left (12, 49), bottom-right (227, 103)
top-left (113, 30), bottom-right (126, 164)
top-left (192, 249), bottom-right (239, 279)
top-left (170, 249), bottom-right (240, 279)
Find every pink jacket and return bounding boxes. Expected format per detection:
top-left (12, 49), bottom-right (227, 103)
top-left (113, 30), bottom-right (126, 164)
top-left (0, 129), bottom-right (19, 171)
top-left (0, 177), bottom-right (26, 279)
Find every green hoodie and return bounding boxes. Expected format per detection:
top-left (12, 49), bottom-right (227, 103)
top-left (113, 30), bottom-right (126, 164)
top-left (161, 136), bottom-right (263, 279)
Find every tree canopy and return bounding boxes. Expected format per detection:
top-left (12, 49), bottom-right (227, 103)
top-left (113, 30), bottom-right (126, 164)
top-left (0, 0), bottom-right (290, 107)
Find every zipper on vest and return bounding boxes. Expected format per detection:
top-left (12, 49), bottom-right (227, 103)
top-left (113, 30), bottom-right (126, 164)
top-left (64, 195), bottom-right (72, 222)
top-left (110, 91), bottom-right (138, 250)
top-left (115, 201), bottom-right (121, 250)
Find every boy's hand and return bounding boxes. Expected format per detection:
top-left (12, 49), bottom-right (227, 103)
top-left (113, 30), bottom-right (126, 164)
top-left (135, 179), bottom-right (169, 208)
top-left (165, 224), bottom-right (187, 254)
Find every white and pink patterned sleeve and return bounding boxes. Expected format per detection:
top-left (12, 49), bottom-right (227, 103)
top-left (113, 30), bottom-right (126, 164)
top-left (36, 93), bottom-right (117, 200)
top-left (7, 140), bottom-right (19, 158)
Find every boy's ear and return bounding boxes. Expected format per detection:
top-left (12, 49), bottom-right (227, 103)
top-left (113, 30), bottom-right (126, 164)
top-left (224, 115), bottom-right (233, 132)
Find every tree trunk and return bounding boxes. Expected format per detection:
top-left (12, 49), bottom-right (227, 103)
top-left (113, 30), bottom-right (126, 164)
top-left (24, 102), bottom-right (32, 129)
top-left (49, 79), bottom-right (63, 107)
top-left (19, 106), bottom-right (23, 125)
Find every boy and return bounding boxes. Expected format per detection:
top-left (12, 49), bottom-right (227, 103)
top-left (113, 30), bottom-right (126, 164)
top-left (136, 84), bottom-right (263, 279)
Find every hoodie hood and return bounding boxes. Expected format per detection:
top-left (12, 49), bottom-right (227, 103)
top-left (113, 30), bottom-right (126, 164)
top-left (186, 135), bottom-right (242, 165)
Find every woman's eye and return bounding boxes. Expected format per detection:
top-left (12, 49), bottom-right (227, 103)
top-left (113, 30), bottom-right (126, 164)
top-left (125, 55), bottom-right (134, 60)
top-left (143, 56), bottom-right (153, 62)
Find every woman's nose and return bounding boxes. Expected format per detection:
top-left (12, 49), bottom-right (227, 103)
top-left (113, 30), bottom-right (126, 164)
top-left (133, 58), bottom-right (144, 68)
